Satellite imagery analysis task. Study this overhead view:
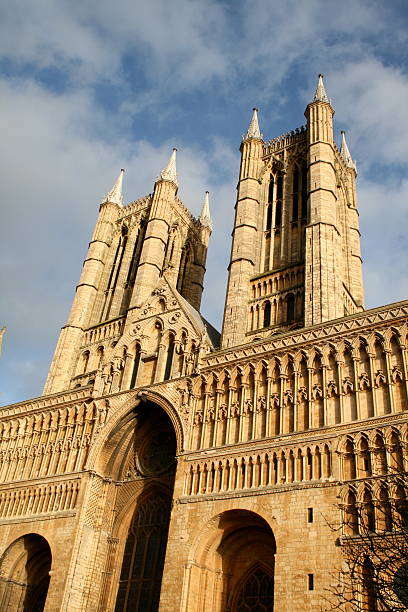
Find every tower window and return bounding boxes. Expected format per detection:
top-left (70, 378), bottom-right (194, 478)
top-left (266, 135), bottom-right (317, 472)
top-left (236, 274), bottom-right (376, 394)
top-left (307, 508), bottom-right (313, 523)
top-left (177, 243), bottom-right (192, 295)
top-left (275, 200), bottom-right (282, 228)
top-left (266, 203), bottom-right (273, 232)
top-left (277, 172), bottom-right (283, 201)
top-left (268, 175), bottom-right (274, 203)
top-left (275, 172), bottom-right (283, 227)
top-left (126, 228), bottom-right (143, 287)
top-left (301, 164), bottom-right (308, 219)
top-left (308, 574), bottom-right (314, 591)
top-left (292, 167), bottom-right (299, 221)
top-left (263, 301), bottom-right (271, 328)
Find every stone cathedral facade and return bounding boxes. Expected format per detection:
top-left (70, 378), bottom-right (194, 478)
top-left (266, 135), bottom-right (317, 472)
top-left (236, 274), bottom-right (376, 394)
top-left (0, 75), bottom-right (407, 612)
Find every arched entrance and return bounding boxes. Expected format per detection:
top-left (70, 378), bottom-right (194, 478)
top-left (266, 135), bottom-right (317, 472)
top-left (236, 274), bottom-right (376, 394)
top-left (111, 401), bottom-right (177, 612)
top-left (0, 533), bottom-right (51, 612)
top-left (185, 509), bottom-right (276, 612)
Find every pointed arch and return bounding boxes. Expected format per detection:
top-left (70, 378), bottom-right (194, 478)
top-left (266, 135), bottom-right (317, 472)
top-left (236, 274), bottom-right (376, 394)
top-left (0, 534), bottom-right (52, 612)
top-left (185, 509), bottom-right (276, 612)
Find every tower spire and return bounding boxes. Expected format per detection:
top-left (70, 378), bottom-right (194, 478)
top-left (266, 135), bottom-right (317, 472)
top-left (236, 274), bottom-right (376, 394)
top-left (340, 131), bottom-right (357, 172)
top-left (245, 108), bottom-right (262, 140)
top-left (313, 74), bottom-right (330, 103)
top-left (199, 191), bottom-right (212, 230)
top-left (159, 148), bottom-right (179, 186)
top-left (102, 169), bottom-right (124, 206)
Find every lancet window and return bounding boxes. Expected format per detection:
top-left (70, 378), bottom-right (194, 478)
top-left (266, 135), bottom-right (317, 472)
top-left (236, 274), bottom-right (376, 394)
top-left (125, 226), bottom-right (144, 289)
top-left (101, 225), bottom-right (129, 321)
top-left (164, 334), bottom-right (175, 381)
top-left (114, 492), bottom-right (172, 612)
top-left (301, 164), bottom-right (308, 219)
top-left (233, 566), bottom-right (274, 612)
top-left (362, 557), bottom-right (377, 611)
top-left (177, 242), bottom-right (192, 295)
top-left (130, 344), bottom-right (141, 389)
top-left (292, 167), bottom-right (299, 221)
top-left (291, 163), bottom-right (308, 223)
top-left (264, 171), bottom-right (284, 271)
top-left (266, 176), bottom-right (274, 232)
top-left (263, 301), bottom-right (271, 328)
top-left (275, 172), bottom-right (283, 228)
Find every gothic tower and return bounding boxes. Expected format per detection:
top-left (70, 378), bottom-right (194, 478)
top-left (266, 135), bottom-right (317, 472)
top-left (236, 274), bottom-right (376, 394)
top-left (1, 75), bottom-right (407, 612)
top-left (44, 149), bottom-right (217, 396)
top-left (221, 75), bottom-right (364, 349)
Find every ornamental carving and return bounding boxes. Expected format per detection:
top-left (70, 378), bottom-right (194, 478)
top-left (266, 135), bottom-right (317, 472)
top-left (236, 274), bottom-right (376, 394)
top-left (327, 380), bottom-right (338, 397)
top-left (343, 376), bottom-right (354, 394)
top-left (283, 390), bottom-right (294, 406)
top-left (271, 393), bottom-right (280, 407)
top-left (230, 402), bottom-right (240, 417)
top-left (359, 372), bottom-right (370, 391)
top-left (374, 369), bottom-right (387, 387)
top-left (312, 384), bottom-right (323, 400)
top-left (391, 365), bottom-right (403, 383)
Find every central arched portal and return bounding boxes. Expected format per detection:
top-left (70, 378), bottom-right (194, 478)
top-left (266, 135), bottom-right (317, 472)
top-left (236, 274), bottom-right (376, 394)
top-left (112, 401), bottom-right (177, 612)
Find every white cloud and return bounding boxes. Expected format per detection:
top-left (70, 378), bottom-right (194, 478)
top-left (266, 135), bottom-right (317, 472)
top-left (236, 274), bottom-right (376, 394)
top-left (0, 0), bottom-right (229, 91)
top-left (359, 176), bottom-right (408, 309)
top-left (330, 59), bottom-right (408, 166)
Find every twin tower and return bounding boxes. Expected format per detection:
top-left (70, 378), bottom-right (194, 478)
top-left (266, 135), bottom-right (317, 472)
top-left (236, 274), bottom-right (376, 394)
top-left (44, 75), bottom-right (364, 396)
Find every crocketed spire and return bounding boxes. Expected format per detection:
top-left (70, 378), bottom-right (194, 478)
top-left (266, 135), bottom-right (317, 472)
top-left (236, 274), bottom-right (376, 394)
top-left (101, 169), bottom-right (124, 206)
top-left (159, 148), bottom-right (179, 186)
top-left (313, 74), bottom-right (330, 103)
top-left (199, 191), bottom-right (212, 230)
top-left (245, 107), bottom-right (262, 140)
top-left (340, 131), bottom-right (357, 172)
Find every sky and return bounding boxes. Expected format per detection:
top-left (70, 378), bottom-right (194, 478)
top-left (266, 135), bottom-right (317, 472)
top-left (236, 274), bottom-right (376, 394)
top-left (1, 0), bottom-right (408, 406)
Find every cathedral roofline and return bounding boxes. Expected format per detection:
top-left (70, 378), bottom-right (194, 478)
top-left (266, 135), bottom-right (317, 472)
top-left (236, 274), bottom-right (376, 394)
top-left (264, 125), bottom-right (306, 153)
top-left (2, 298), bottom-right (408, 413)
top-left (204, 298), bottom-right (408, 367)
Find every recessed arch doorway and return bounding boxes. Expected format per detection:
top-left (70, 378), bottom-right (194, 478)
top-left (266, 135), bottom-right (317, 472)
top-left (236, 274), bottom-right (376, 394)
top-left (185, 509), bottom-right (276, 612)
top-left (0, 533), bottom-right (52, 612)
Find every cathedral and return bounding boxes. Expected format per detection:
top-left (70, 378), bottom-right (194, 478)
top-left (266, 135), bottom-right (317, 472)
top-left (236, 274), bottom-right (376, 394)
top-left (0, 75), bottom-right (407, 611)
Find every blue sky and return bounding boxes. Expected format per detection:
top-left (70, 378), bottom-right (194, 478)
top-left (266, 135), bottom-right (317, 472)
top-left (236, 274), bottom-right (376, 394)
top-left (1, 0), bottom-right (408, 406)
